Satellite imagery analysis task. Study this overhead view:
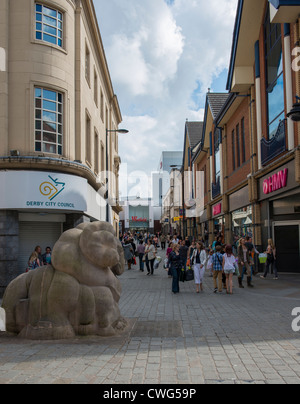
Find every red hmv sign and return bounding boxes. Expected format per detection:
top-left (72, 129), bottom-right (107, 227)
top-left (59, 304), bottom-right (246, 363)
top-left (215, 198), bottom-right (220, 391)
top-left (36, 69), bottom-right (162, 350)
top-left (263, 169), bottom-right (288, 195)
top-left (131, 216), bottom-right (148, 223)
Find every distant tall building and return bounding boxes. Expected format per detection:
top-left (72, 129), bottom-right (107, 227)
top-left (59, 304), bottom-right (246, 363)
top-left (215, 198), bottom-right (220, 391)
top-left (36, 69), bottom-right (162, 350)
top-left (152, 151), bottom-right (183, 207)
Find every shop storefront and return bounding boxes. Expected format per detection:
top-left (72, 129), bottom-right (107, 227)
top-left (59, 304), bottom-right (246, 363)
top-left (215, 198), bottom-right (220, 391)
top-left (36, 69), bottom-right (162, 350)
top-left (212, 201), bottom-right (225, 243)
top-left (258, 160), bottom-right (300, 273)
top-left (229, 186), bottom-right (253, 247)
top-left (0, 170), bottom-right (107, 285)
top-left (129, 205), bottom-right (150, 232)
top-left (120, 198), bottom-right (159, 234)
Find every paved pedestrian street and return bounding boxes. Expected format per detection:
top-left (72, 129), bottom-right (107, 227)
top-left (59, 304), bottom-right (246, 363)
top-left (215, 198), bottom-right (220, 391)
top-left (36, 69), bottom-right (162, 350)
top-left (0, 265), bottom-right (300, 385)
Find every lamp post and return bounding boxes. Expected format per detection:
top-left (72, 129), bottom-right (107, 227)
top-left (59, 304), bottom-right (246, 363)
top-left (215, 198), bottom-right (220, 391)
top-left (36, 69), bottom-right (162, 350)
top-left (287, 96), bottom-right (300, 122)
top-left (105, 128), bottom-right (129, 223)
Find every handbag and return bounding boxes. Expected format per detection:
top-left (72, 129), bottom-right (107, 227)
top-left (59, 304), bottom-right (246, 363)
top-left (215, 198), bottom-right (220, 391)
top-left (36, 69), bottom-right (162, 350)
top-left (179, 268), bottom-right (186, 283)
top-left (185, 268), bottom-right (194, 282)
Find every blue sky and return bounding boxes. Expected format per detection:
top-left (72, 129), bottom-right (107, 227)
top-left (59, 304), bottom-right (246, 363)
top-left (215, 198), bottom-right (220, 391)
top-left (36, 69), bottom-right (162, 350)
top-left (94, 0), bottom-right (238, 179)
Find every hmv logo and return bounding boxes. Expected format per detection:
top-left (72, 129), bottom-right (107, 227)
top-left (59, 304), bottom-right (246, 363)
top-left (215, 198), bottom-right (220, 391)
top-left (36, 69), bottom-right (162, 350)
top-left (263, 169), bottom-right (288, 195)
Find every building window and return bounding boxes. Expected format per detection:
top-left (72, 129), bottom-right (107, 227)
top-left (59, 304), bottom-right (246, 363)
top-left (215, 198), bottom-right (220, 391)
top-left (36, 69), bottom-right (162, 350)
top-left (85, 45), bottom-right (90, 84)
top-left (35, 87), bottom-right (63, 155)
top-left (100, 89), bottom-right (104, 122)
top-left (236, 123), bottom-right (241, 168)
top-left (94, 70), bottom-right (98, 106)
top-left (241, 117), bottom-right (246, 164)
top-left (94, 131), bottom-right (99, 174)
top-left (264, 8), bottom-right (284, 139)
top-left (85, 112), bottom-right (91, 165)
top-left (232, 129), bottom-right (236, 171)
top-left (101, 142), bottom-right (105, 174)
top-left (35, 4), bottom-right (63, 48)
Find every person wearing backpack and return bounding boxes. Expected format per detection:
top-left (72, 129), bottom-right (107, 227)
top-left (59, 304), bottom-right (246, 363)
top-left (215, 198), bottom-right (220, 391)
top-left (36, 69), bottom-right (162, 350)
top-left (212, 245), bottom-right (223, 293)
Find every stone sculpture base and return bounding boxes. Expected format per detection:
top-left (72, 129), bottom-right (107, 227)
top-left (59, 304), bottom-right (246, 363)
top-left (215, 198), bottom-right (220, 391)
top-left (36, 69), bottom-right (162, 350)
top-left (1, 222), bottom-right (127, 340)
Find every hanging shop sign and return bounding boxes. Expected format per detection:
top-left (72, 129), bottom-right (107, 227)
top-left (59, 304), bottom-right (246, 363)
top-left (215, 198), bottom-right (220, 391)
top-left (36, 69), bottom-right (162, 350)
top-left (212, 203), bottom-right (222, 217)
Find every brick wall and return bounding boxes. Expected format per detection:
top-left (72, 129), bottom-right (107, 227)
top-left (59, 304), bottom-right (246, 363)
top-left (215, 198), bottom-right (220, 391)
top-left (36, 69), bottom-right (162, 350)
top-left (225, 98), bottom-right (251, 191)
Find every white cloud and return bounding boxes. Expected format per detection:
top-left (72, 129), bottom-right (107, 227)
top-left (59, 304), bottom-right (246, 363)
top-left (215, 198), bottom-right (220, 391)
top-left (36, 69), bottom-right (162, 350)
top-left (94, 0), bottom-right (238, 175)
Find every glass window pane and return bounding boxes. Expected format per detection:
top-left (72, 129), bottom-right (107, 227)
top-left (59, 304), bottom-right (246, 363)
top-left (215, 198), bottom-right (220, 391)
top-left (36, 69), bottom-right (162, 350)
top-left (43, 143), bottom-right (56, 154)
top-left (42, 111), bottom-right (56, 122)
top-left (36, 13), bottom-right (42, 22)
top-left (43, 100), bottom-right (56, 112)
top-left (36, 22), bottom-right (42, 31)
top-left (43, 24), bottom-right (57, 36)
top-left (43, 33), bottom-right (57, 45)
top-left (58, 146), bottom-right (62, 155)
top-left (58, 135), bottom-right (62, 144)
top-left (58, 21), bottom-right (62, 30)
top-left (36, 4), bottom-right (42, 13)
top-left (58, 124), bottom-right (63, 134)
top-left (58, 13), bottom-right (62, 21)
top-left (269, 112), bottom-right (285, 139)
top-left (43, 133), bottom-right (56, 143)
top-left (35, 109), bottom-right (41, 119)
top-left (35, 131), bottom-right (41, 141)
top-left (58, 114), bottom-right (62, 124)
top-left (58, 39), bottom-right (62, 48)
top-left (58, 93), bottom-right (62, 103)
top-left (43, 15), bottom-right (57, 27)
top-left (267, 43), bottom-right (283, 88)
top-left (43, 7), bottom-right (57, 18)
top-left (35, 121), bottom-right (41, 130)
top-left (35, 142), bottom-right (42, 152)
top-left (36, 31), bottom-right (42, 40)
top-left (267, 73), bottom-right (284, 124)
top-left (43, 122), bottom-right (56, 132)
top-left (35, 87), bottom-right (42, 98)
top-left (43, 89), bottom-right (56, 101)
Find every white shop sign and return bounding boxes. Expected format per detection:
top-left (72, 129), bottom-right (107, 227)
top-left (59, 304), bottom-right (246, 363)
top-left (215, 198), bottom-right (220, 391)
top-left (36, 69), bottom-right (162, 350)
top-left (0, 171), bottom-right (88, 212)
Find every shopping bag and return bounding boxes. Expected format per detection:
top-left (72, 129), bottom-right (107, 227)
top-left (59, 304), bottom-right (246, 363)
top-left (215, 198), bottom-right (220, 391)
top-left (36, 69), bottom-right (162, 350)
top-left (185, 268), bottom-right (195, 282)
top-left (259, 253), bottom-right (267, 264)
top-left (179, 268), bottom-right (186, 282)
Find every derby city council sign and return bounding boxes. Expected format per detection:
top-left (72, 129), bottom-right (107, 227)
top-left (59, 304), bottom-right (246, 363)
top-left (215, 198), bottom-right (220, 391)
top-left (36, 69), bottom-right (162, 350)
top-left (0, 171), bottom-right (88, 212)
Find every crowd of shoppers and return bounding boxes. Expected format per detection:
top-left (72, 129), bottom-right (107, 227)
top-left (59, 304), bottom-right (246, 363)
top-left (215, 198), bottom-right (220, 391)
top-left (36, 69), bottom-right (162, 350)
top-left (120, 231), bottom-right (279, 296)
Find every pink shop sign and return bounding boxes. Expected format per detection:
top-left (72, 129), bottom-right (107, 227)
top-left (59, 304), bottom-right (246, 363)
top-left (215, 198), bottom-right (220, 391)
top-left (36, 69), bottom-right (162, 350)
top-left (213, 203), bottom-right (222, 217)
top-left (263, 169), bottom-right (288, 195)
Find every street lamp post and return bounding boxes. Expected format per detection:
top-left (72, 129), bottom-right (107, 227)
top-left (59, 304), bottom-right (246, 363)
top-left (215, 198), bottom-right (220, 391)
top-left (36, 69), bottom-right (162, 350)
top-left (105, 128), bottom-right (129, 223)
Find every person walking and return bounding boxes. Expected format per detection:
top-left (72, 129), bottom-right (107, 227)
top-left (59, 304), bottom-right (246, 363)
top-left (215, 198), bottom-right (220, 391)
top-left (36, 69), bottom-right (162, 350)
top-left (137, 240), bottom-right (145, 272)
top-left (237, 238), bottom-right (254, 288)
top-left (260, 239), bottom-right (278, 280)
top-left (145, 239), bottom-right (156, 275)
top-left (168, 244), bottom-right (182, 294)
top-left (192, 242), bottom-right (207, 293)
top-left (212, 246), bottom-right (223, 293)
top-left (179, 240), bottom-right (189, 272)
top-left (222, 245), bottom-right (236, 295)
top-left (123, 240), bottom-right (134, 270)
top-left (160, 234), bottom-right (166, 250)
